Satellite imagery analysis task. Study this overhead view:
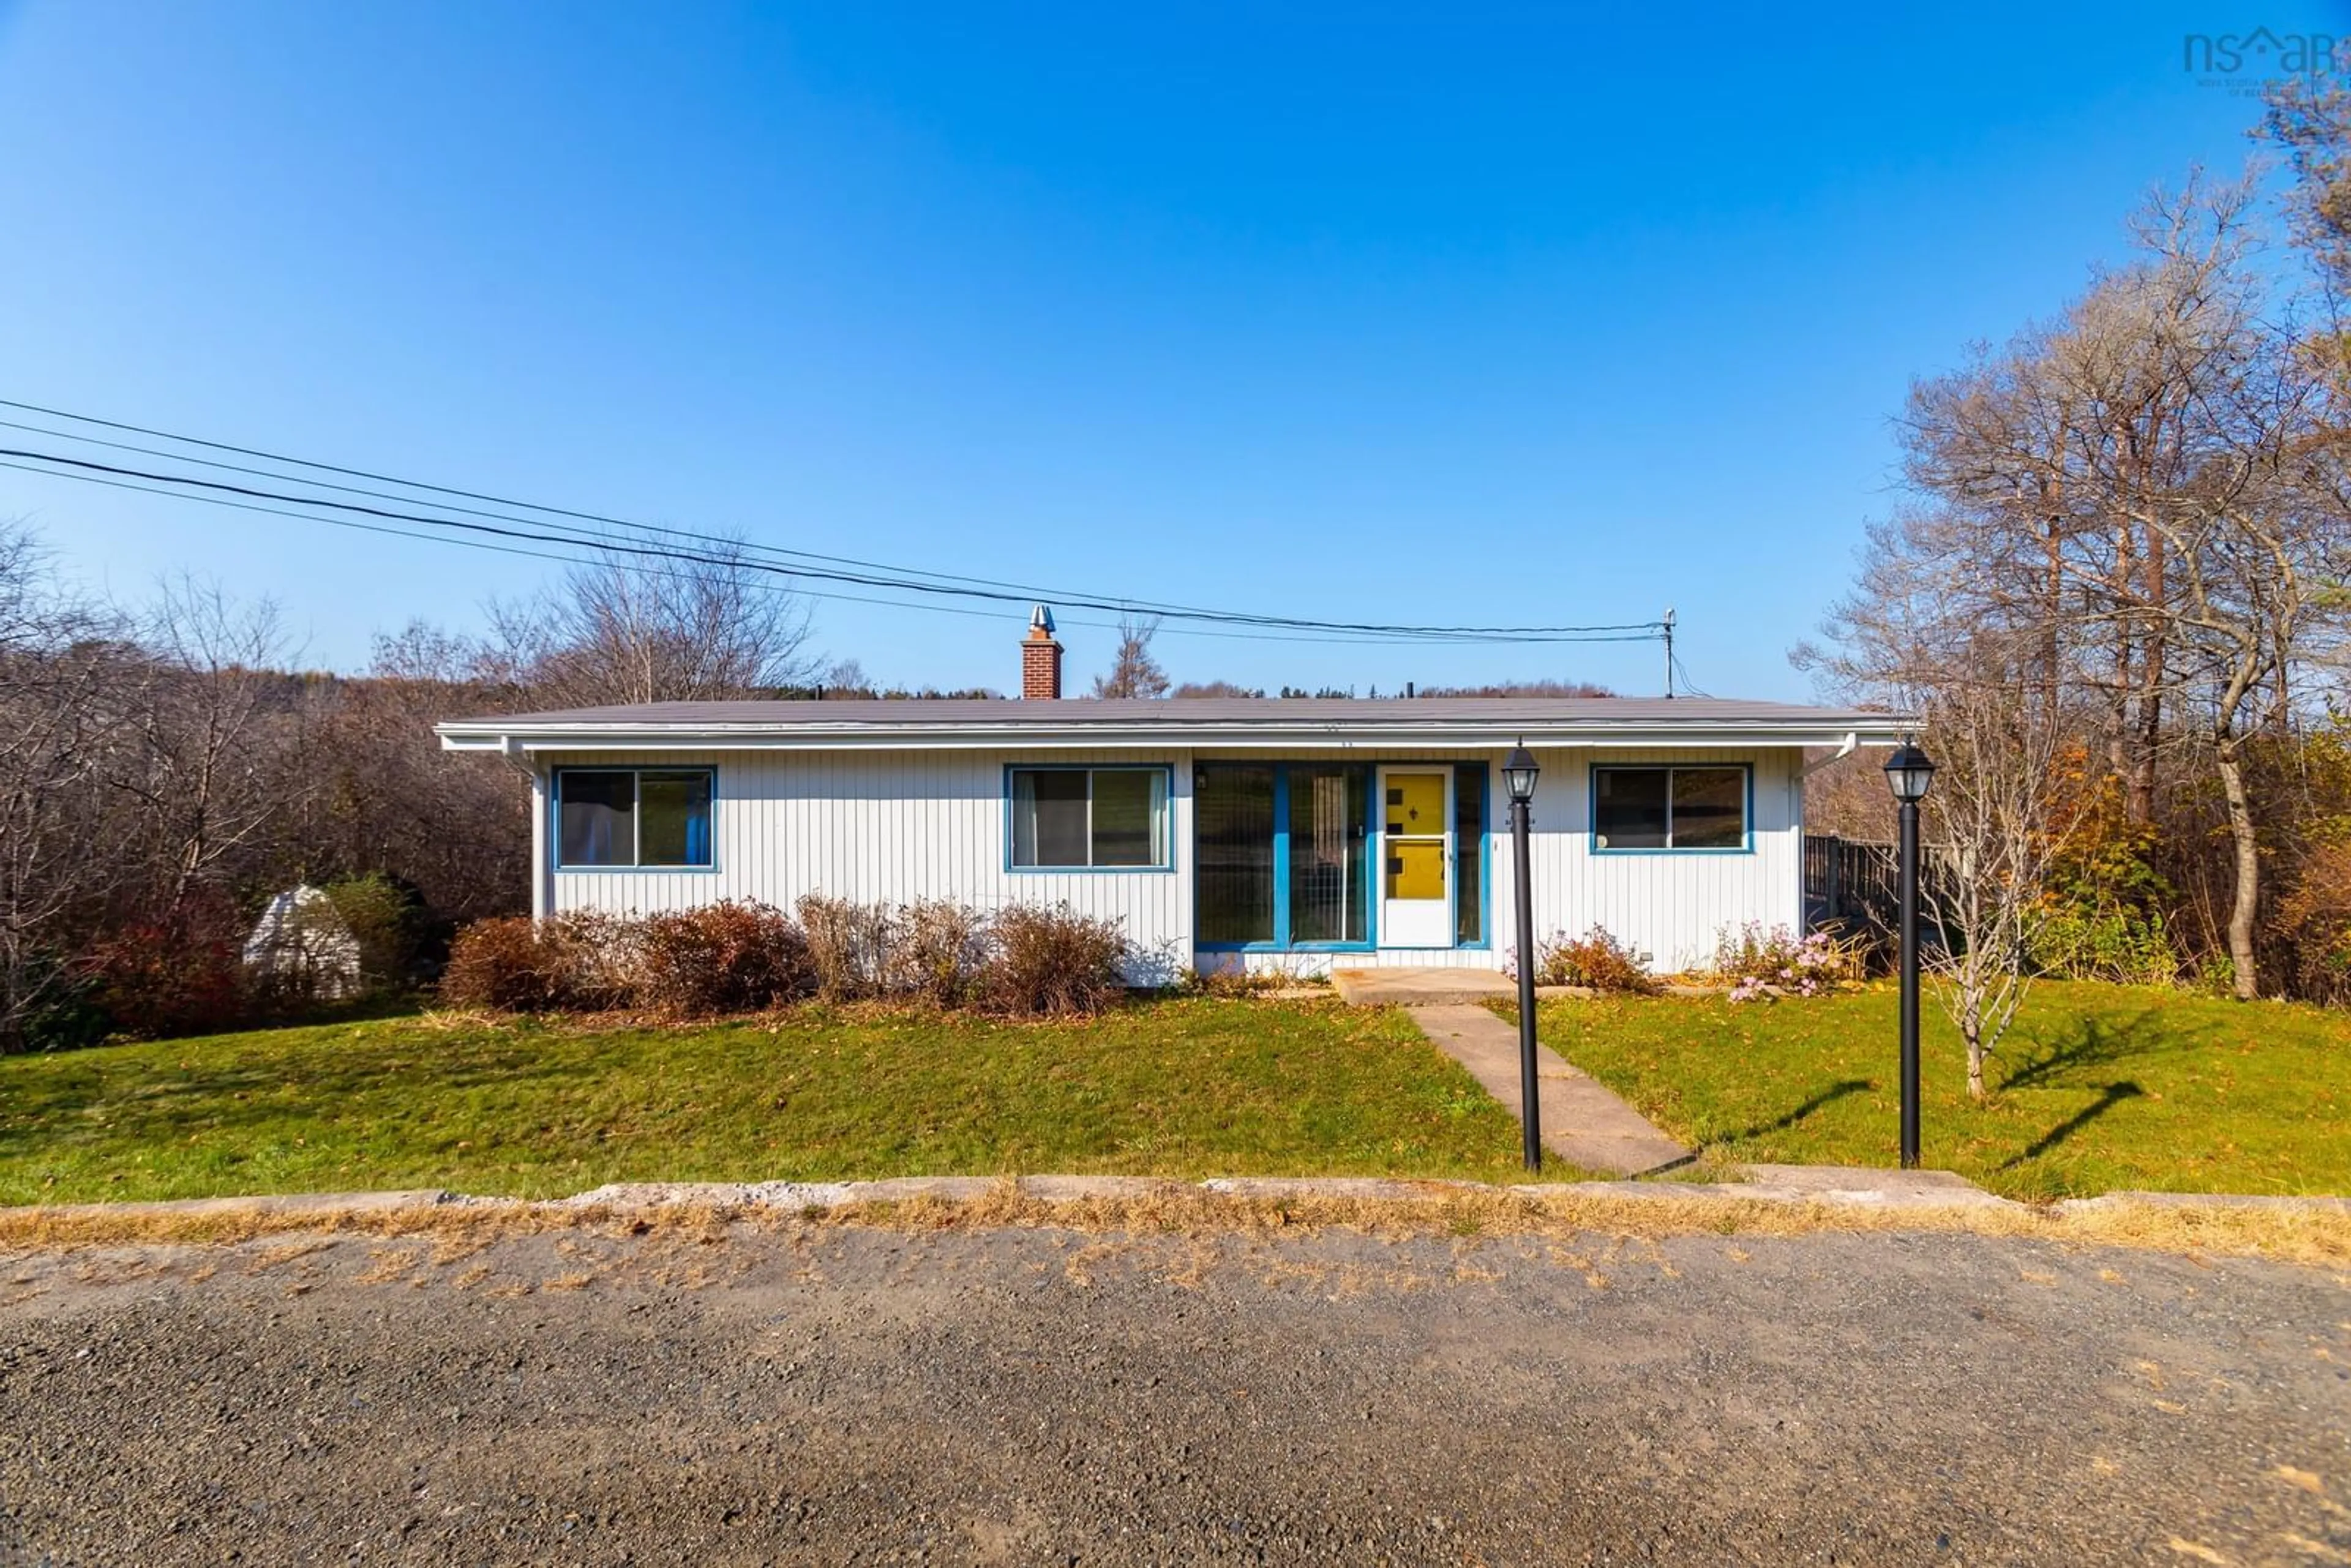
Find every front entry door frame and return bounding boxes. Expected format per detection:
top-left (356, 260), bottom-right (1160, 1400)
top-left (1377, 766), bottom-right (1453, 948)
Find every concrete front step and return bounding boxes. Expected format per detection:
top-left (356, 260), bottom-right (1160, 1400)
top-left (1333, 968), bottom-right (1517, 1005)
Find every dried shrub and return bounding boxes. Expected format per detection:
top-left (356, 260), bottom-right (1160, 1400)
top-left (981, 904), bottom-right (1131, 1017)
top-left (438, 913), bottom-right (633, 1012)
top-left (1506, 926), bottom-right (1660, 994)
top-left (637, 901), bottom-right (812, 1015)
top-left (887, 899), bottom-right (994, 1007)
top-left (796, 894), bottom-right (898, 1001)
top-left (2274, 838), bottom-right (2351, 1005)
top-left (1182, 966), bottom-right (1287, 997)
top-left (441, 898), bottom-right (1133, 1019)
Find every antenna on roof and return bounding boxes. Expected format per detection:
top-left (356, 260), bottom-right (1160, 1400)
top-left (1663, 608), bottom-right (1677, 699)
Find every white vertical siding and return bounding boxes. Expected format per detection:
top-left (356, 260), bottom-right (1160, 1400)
top-left (1499, 745), bottom-right (1806, 973)
top-left (542, 748), bottom-right (1196, 981)
top-left (539, 743), bottom-right (1804, 978)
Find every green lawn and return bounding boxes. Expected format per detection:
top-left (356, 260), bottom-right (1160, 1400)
top-left (1526, 980), bottom-right (2350, 1199)
top-left (0, 999), bottom-right (1545, 1205)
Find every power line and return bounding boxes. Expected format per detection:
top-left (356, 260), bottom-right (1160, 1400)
top-left (0, 398), bottom-right (1667, 643)
top-left (0, 412), bottom-right (1086, 604)
top-left (2, 443), bottom-right (1661, 645)
top-left (0, 457), bottom-right (1663, 650)
top-left (1669, 650), bottom-right (1716, 699)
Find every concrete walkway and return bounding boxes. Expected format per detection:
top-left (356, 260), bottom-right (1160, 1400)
top-left (1332, 967), bottom-right (1731, 1005)
top-left (1405, 1002), bottom-right (1691, 1177)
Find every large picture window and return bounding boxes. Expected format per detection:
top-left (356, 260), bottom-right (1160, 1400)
top-left (1193, 760), bottom-right (1488, 950)
top-left (1592, 765), bottom-right (1747, 852)
top-left (556, 767), bottom-right (714, 868)
top-left (1009, 767), bottom-right (1171, 869)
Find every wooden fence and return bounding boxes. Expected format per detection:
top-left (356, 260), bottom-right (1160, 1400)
top-left (1802, 833), bottom-right (1902, 942)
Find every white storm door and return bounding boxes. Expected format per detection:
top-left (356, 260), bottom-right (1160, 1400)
top-left (1378, 767), bottom-right (1452, 947)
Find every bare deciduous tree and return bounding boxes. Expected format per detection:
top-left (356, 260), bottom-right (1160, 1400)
top-left (1918, 662), bottom-right (2079, 1098)
top-left (1831, 176), bottom-right (2351, 1000)
top-left (1091, 614), bottom-right (1169, 699)
top-left (1804, 515), bottom-right (2080, 1096)
top-left (484, 537), bottom-right (816, 707)
top-left (120, 578), bottom-right (304, 912)
top-left (0, 523), bottom-right (135, 1044)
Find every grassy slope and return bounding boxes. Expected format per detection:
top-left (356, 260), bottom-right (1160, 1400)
top-left (1532, 980), bottom-right (2349, 1199)
top-left (0, 999), bottom-right (1543, 1204)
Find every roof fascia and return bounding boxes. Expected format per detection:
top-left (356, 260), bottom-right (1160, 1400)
top-left (437, 718), bottom-right (1915, 754)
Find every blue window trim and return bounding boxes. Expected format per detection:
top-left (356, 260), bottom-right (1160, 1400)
top-left (550, 765), bottom-right (719, 873)
top-left (1002, 763), bottom-right (1177, 874)
top-left (1587, 762), bottom-right (1755, 855)
top-left (1193, 759), bottom-right (1490, 953)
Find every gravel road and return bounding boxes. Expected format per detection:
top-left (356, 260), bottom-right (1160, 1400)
top-left (1, 1218), bottom-right (2345, 1565)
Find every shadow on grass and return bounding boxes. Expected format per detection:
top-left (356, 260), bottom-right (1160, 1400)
top-left (2001, 1081), bottom-right (2147, 1169)
top-left (1727, 1078), bottom-right (1873, 1144)
top-left (1998, 1010), bottom-right (2205, 1093)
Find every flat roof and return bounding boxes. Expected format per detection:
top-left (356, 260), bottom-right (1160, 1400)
top-left (438, 696), bottom-right (1913, 754)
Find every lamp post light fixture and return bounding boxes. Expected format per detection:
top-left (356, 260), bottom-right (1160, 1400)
top-left (1504, 740), bottom-right (1542, 1172)
top-left (1882, 737), bottom-right (1937, 1170)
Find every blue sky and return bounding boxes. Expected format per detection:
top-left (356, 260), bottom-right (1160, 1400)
top-left (0, 2), bottom-right (2336, 697)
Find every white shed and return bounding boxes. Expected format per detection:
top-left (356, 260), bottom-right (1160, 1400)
top-left (242, 884), bottom-right (364, 1001)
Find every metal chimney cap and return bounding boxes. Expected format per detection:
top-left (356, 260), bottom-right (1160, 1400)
top-left (1030, 604), bottom-right (1056, 634)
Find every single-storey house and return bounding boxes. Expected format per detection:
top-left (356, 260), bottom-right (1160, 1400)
top-left (436, 611), bottom-right (1907, 979)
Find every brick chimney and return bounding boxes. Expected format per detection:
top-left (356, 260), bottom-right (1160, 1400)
top-left (1021, 604), bottom-right (1063, 700)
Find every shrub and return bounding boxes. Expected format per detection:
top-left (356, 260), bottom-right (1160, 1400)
top-left (439, 898), bottom-right (1133, 1019)
top-left (796, 894), bottom-right (898, 1001)
top-left (1712, 921), bottom-right (1859, 1002)
top-left (80, 896), bottom-right (249, 1039)
top-left (1180, 962), bottom-right (1321, 997)
top-left (1505, 926), bottom-right (1659, 994)
top-left (888, 899), bottom-right (994, 1007)
top-left (2028, 906), bottom-right (2179, 986)
top-left (322, 872), bottom-right (427, 993)
top-left (438, 913), bottom-right (633, 1012)
top-left (637, 901), bottom-right (812, 1015)
top-left (7, 951), bottom-right (110, 1053)
top-left (982, 904), bottom-right (1131, 1016)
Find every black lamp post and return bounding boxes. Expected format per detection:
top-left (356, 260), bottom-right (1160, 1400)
top-left (1883, 737), bottom-right (1937, 1170)
top-left (1504, 741), bottom-right (1542, 1172)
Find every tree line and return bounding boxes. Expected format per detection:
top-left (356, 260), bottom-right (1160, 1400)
top-left (0, 529), bottom-right (827, 1049)
top-left (1803, 78), bottom-right (2351, 1087)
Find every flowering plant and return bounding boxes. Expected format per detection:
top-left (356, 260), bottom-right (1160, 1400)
top-left (1712, 922), bottom-right (1858, 1002)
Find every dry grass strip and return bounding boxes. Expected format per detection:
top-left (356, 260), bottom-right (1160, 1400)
top-left (0, 1182), bottom-right (2344, 1269)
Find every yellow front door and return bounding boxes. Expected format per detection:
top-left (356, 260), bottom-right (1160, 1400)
top-left (1379, 769), bottom-right (1450, 945)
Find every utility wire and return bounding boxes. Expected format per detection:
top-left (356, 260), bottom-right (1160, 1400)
top-left (0, 458), bottom-right (1663, 650)
top-left (1668, 651), bottom-right (1716, 699)
top-left (2, 445), bottom-right (1660, 644)
top-left (0, 413), bottom-right (1087, 604)
top-left (0, 399), bottom-right (1667, 643)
